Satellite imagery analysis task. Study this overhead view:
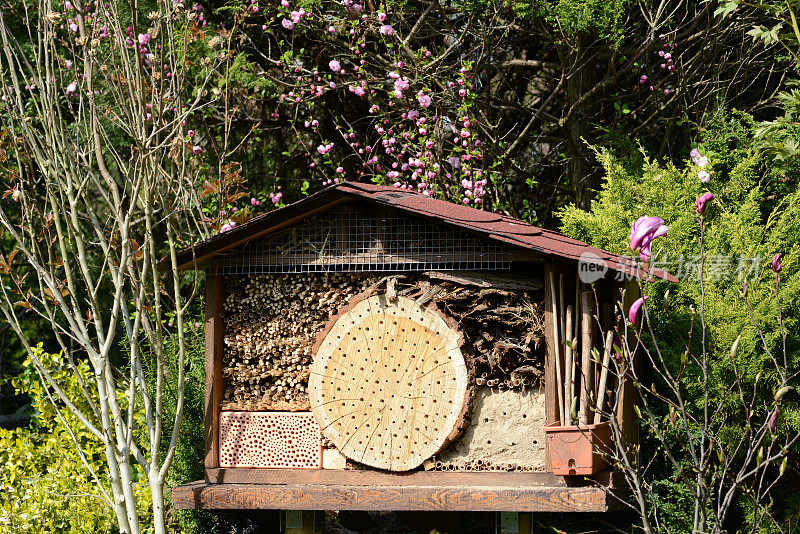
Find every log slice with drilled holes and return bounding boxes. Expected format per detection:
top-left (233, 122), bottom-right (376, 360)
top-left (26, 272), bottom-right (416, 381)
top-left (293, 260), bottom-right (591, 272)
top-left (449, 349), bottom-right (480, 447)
top-left (309, 293), bottom-right (471, 471)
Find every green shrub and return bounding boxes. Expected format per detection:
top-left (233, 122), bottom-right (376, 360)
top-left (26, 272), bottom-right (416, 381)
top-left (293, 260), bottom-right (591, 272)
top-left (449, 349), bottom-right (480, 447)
top-left (558, 110), bottom-right (800, 530)
top-left (0, 345), bottom-right (151, 533)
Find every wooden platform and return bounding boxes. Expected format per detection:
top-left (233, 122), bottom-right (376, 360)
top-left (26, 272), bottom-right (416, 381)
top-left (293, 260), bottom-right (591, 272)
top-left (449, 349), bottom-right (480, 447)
top-left (171, 470), bottom-right (623, 512)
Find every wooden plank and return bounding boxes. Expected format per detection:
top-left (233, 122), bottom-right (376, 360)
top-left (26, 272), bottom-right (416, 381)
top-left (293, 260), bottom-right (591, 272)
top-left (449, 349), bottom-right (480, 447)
top-left (205, 468), bottom-right (560, 486)
top-left (204, 273), bottom-right (225, 469)
top-left (171, 480), bottom-right (616, 512)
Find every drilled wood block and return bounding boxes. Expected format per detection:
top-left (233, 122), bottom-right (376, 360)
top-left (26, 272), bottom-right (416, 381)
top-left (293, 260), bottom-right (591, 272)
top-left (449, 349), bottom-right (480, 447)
top-left (219, 411), bottom-right (322, 469)
top-left (310, 294), bottom-right (470, 471)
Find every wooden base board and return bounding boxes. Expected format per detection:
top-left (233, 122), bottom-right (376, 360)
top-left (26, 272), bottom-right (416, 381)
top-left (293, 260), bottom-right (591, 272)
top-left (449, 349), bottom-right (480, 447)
top-left (172, 470), bottom-right (623, 512)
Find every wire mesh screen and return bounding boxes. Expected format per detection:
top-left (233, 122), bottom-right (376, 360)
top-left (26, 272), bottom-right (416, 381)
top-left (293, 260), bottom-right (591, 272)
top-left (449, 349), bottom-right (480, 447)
top-left (213, 206), bottom-right (512, 274)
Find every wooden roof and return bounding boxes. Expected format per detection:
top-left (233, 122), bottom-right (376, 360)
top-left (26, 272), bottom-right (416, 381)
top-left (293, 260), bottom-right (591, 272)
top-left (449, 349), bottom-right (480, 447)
top-left (163, 182), bottom-right (676, 282)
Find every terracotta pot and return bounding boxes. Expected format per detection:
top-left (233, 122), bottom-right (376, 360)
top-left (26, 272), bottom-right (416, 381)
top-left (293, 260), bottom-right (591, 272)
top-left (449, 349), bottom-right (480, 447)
top-left (544, 421), bottom-right (612, 476)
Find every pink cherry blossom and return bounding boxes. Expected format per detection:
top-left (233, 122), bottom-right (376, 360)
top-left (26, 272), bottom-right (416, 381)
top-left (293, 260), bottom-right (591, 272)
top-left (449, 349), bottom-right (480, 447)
top-left (281, 18), bottom-right (294, 30)
top-left (138, 33), bottom-right (151, 45)
top-left (378, 12), bottom-right (387, 21)
top-left (417, 91), bottom-right (432, 108)
top-left (329, 59), bottom-right (341, 72)
top-left (379, 24), bottom-right (394, 36)
top-left (698, 170), bottom-right (710, 182)
top-left (192, 145), bottom-right (203, 155)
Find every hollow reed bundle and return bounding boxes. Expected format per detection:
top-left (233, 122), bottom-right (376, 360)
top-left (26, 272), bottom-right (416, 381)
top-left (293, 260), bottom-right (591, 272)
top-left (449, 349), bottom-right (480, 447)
top-left (221, 273), bottom-right (374, 410)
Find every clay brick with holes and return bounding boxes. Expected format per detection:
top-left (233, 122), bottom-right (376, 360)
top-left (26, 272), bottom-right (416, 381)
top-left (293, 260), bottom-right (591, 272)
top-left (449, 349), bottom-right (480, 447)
top-left (219, 411), bottom-right (323, 469)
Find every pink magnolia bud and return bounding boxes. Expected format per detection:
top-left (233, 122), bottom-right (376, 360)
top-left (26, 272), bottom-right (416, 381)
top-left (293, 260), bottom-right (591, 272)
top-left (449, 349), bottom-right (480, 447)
top-left (771, 253), bottom-right (782, 273)
top-left (769, 410), bottom-right (778, 434)
top-left (695, 192), bottom-right (714, 214)
top-left (628, 296), bottom-right (649, 324)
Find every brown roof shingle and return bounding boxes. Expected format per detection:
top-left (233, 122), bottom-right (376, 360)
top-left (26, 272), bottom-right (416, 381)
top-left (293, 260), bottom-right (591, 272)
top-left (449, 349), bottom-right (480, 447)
top-left (164, 181), bottom-right (676, 282)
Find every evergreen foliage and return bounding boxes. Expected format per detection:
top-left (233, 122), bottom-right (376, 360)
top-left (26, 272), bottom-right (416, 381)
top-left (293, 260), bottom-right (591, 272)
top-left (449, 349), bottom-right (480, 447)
top-left (559, 110), bottom-right (800, 530)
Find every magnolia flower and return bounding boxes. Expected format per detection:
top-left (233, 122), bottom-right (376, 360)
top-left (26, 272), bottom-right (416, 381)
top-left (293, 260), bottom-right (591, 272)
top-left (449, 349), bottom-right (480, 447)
top-left (698, 170), bottom-right (710, 182)
top-left (281, 18), bottom-right (294, 30)
top-left (628, 296), bottom-right (648, 324)
top-left (138, 33), bottom-right (151, 45)
top-left (329, 59), bottom-right (341, 72)
top-left (379, 24), bottom-right (394, 36)
top-left (630, 216), bottom-right (669, 262)
top-left (695, 192), bottom-right (714, 214)
top-left (771, 253), bottom-right (783, 273)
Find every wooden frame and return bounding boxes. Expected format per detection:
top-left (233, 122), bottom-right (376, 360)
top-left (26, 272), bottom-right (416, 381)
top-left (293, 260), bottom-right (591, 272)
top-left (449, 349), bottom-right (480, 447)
top-left (204, 272), bottom-right (225, 470)
top-left (189, 258), bottom-right (637, 512)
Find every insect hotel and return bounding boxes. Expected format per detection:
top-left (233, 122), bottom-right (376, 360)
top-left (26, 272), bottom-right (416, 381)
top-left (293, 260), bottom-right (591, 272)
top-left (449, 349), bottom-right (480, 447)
top-left (170, 182), bottom-right (675, 514)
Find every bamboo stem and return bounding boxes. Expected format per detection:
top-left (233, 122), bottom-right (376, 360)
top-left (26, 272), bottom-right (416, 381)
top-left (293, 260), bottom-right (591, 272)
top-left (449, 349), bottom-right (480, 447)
top-left (594, 330), bottom-right (614, 424)
top-left (579, 291), bottom-right (593, 425)
top-left (564, 304), bottom-right (574, 423)
top-left (559, 274), bottom-right (567, 421)
top-left (549, 272), bottom-right (565, 426)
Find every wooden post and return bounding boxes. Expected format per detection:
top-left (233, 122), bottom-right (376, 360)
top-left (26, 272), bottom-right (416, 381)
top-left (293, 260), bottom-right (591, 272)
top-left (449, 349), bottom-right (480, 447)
top-left (204, 271), bottom-right (225, 472)
top-left (564, 304), bottom-right (574, 424)
top-left (548, 272), bottom-right (565, 426)
top-left (579, 291), bottom-right (593, 425)
top-left (543, 263), bottom-right (563, 466)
